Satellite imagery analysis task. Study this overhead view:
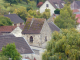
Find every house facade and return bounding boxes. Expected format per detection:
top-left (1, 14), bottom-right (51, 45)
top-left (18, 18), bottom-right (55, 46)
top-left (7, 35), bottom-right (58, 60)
top-left (40, 0), bottom-right (64, 15)
top-left (22, 18), bottom-right (60, 47)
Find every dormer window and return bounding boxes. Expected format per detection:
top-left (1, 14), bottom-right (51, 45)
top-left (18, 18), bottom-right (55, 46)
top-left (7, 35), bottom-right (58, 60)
top-left (55, 4), bottom-right (59, 8)
top-left (46, 4), bottom-right (49, 7)
top-left (62, 3), bottom-right (64, 6)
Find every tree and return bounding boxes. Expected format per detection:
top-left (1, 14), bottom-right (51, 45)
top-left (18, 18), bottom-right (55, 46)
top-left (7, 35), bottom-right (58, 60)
top-left (42, 28), bottom-right (80, 60)
top-left (14, 6), bottom-right (29, 22)
top-left (4, 0), bottom-right (18, 5)
top-left (42, 9), bottom-right (50, 19)
top-left (23, 0), bottom-right (30, 4)
top-left (0, 16), bottom-right (12, 26)
top-left (54, 4), bottom-right (76, 29)
top-left (54, 9), bottom-right (60, 14)
top-left (1, 43), bottom-right (21, 60)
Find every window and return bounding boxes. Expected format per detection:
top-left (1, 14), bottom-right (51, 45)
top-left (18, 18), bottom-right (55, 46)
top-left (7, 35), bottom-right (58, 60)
top-left (61, 3), bottom-right (64, 6)
top-left (30, 36), bottom-right (33, 43)
top-left (46, 4), bottom-right (49, 7)
top-left (55, 4), bottom-right (59, 8)
top-left (45, 36), bottom-right (47, 41)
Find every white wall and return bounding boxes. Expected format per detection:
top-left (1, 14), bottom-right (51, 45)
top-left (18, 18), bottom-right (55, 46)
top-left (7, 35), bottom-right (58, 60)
top-left (11, 27), bottom-right (22, 37)
top-left (40, 1), bottom-right (55, 15)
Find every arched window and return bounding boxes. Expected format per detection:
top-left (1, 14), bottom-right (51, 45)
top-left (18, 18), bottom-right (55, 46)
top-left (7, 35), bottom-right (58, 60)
top-left (45, 36), bottom-right (47, 41)
top-left (30, 36), bottom-right (33, 43)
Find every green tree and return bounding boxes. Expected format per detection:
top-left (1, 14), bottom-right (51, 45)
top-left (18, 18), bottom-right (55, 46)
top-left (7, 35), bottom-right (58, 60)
top-left (54, 4), bottom-right (76, 29)
top-left (4, 0), bottom-right (18, 5)
top-left (0, 16), bottom-right (12, 26)
top-left (42, 28), bottom-right (80, 60)
top-left (42, 9), bottom-right (50, 19)
top-left (54, 9), bottom-right (60, 14)
top-left (1, 43), bottom-right (21, 60)
top-left (23, 0), bottom-right (30, 4)
top-left (14, 6), bottom-right (29, 22)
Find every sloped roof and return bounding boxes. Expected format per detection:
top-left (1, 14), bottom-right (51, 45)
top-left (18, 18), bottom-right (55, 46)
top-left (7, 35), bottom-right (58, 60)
top-left (22, 18), bottom-right (45, 34)
top-left (4, 14), bottom-right (24, 24)
top-left (48, 0), bottom-right (64, 9)
top-left (0, 37), bottom-right (33, 54)
top-left (48, 22), bottom-right (60, 32)
top-left (71, 1), bottom-right (80, 9)
top-left (76, 14), bottom-right (80, 23)
top-left (73, 9), bottom-right (79, 13)
top-left (19, 25), bottom-right (25, 30)
top-left (0, 34), bottom-right (15, 38)
top-left (0, 26), bottom-right (17, 33)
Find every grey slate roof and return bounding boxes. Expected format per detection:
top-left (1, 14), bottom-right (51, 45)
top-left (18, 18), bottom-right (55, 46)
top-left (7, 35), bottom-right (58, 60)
top-left (0, 37), bottom-right (33, 54)
top-left (0, 34), bottom-right (15, 38)
top-left (48, 0), bottom-right (64, 9)
top-left (48, 22), bottom-right (60, 32)
top-left (4, 14), bottom-right (24, 24)
top-left (71, 1), bottom-right (80, 9)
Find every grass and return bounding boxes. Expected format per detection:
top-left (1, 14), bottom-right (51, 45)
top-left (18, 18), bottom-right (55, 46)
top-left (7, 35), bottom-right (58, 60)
top-left (0, 0), bottom-right (38, 11)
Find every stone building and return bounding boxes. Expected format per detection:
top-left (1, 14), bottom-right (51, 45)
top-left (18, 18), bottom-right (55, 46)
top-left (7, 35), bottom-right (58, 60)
top-left (22, 18), bottom-right (60, 47)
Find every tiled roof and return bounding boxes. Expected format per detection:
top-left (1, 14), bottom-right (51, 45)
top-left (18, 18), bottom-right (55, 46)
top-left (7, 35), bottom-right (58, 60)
top-left (48, 22), bottom-right (60, 32)
top-left (71, 1), bottom-right (80, 9)
top-left (4, 14), bottom-right (24, 24)
top-left (73, 9), bottom-right (79, 13)
top-left (19, 25), bottom-right (25, 30)
top-left (76, 14), bottom-right (80, 23)
top-left (22, 18), bottom-right (45, 34)
top-left (0, 37), bottom-right (33, 54)
top-left (48, 0), bottom-right (64, 9)
top-left (0, 26), bottom-right (17, 33)
top-left (0, 34), bottom-right (15, 38)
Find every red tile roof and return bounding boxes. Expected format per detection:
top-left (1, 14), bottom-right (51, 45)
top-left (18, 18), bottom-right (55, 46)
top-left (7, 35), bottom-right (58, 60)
top-left (22, 18), bottom-right (45, 34)
top-left (0, 26), bottom-right (17, 33)
top-left (76, 14), bottom-right (80, 23)
top-left (73, 9), bottom-right (79, 13)
top-left (37, 2), bottom-right (43, 7)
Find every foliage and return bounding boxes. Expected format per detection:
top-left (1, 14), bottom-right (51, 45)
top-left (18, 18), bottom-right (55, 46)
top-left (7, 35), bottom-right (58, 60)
top-left (42, 28), bottom-right (80, 60)
top-left (14, 6), bottom-right (29, 21)
top-left (54, 9), bottom-right (60, 14)
top-left (4, 0), bottom-right (18, 5)
top-left (0, 16), bottom-right (12, 26)
top-left (42, 9), bottom-right (50, 19)
top-left (1, 43), bottom-right (21, 60)
top-left (0, 56), bottom-right (8, 60)
top-left (26, 7), bottom-right (33, 12)
top-left (23, 0), bottom-right (30, 4)
top-left (54, 4), bottom-right (76, 29)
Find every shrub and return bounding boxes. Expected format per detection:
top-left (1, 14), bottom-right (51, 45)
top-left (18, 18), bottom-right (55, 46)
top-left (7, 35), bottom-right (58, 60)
top-left (54, 9), bottom-right (60, 14)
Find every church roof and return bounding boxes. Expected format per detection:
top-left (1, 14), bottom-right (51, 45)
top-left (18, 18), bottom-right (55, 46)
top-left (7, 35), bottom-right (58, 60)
top-left (48, 22), bottom-right (60, 32)
top-left (22, 18), bottom-right (45, 34)
top-left (0, 37), bottom-right (34, 54)
top-left (48, 0), bottom-right (64, 9)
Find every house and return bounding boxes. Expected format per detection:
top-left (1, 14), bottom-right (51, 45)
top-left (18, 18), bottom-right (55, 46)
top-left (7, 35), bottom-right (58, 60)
top-left (0, 35), bottom-right (34, 59)
top-left (0, 26), bottom-right (17, 35)
top-left (76, 14), bottom-right (80, 31)
top-left (40, 0), bottom-right (64, 15)
top-left (4, 14), bottom-right (24, 26)
top-left (11, 25), bottom-right (24, 37)
top-left (71, 1), bottom-right (80, 10)
top-left (22, 18), bottom-right (60, 47)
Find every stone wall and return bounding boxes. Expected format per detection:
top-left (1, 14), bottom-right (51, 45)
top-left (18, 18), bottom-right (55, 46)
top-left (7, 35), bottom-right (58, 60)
top-left (40, 20), bottom-right (52, 44)
top-left (22, 34), bottom-right (41, 46)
